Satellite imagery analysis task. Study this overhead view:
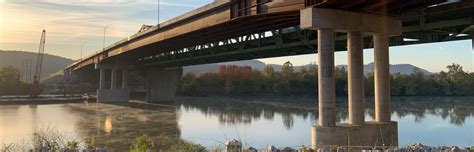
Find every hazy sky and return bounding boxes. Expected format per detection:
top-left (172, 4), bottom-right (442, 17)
top-left (0, 0), bottom-right (472, 72)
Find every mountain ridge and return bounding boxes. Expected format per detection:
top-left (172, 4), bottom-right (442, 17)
top-left (184, 60), bottom-right (432, 75)
top-left (0, 51), bottom-right (432, 77)
top-left (0, 50), bottom-right (75, 77)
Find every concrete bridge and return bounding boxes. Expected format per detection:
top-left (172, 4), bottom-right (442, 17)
top-left (65, 0), bottom-right (474, 148)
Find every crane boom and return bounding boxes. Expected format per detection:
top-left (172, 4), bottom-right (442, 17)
top-left (31, 29), bottom-right (46, 97)
top-left (33, 29), bottom-right (46, 85)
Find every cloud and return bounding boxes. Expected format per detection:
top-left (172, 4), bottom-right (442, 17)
top-left (0, 0), bottom-right (210, 58)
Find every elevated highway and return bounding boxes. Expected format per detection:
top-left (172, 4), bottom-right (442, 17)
top-left (64, 0), bottom-right (473, 148)
top-left (67, 0), bottom-right (474, 72)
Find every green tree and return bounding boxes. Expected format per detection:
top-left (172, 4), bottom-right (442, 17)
top-left (263, 65), bottom-right (276, 79)
top-left (179, 73), bottom-right (198, 95)
top-left (281, 61), bottom-right (295, 80)
top-left (446, 63), bottom-right (470, 95)
top-left (0, 66), bottom-right (21, 96)
top-left (335, 67), bottom-right (347, 96)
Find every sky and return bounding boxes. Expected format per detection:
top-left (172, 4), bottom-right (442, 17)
top-left (0, 0), bottom-right (472, 72)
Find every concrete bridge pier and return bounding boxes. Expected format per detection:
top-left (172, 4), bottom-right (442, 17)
top-left (96, 64), bottom-right (130, 103)
top-left (301, 7), bottom-right (401, 148)
top-left (145, 67), bottom-right (183, 103)
top-left (348, 31), bottom-right (365, 126)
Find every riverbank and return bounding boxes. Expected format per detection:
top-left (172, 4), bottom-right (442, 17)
top-left (0, 94), bottom-right (87, 105)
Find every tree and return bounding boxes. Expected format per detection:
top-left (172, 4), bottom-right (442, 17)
top-left (177, 63), bottom-right (473, 97)
top-left (334, 67), bottom-right (348, 96)
top-left (281, 61), bottom-right (295, 80)
top-left (178, 73), bottom-right (198, 95)
top-left (0, 66), bottom-right (21, 95)
top-left (445, 63), bottom-right (471, 95)
top-left (263, 65), bottom-right (276, 79)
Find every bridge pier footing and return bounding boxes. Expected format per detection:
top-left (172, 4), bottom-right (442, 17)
top-left (145, 67), bottom-right (183, 103)
top-left (96, 64), bottom-right (129, 103)
top-left (301, 7), bottom-right (401, 149)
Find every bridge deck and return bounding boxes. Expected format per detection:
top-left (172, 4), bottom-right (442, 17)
top-left (68, 0), bottom-right (473, 72)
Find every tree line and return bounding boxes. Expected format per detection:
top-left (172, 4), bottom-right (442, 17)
top-left (177, 62), bottom-right (474, 96)
top-left (1, 63), bottom-right (472, 97)
top-left (0, 66), bottom-right (40, 96)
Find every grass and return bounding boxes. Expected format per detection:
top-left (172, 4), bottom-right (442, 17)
top-left (29, 126), bottom-right (80, 151)
top-left (0, 142), bottom-right (15, 152)
top-left (129, 135), bottom-right (207, 152)
top-left (1, 126), bottom-right (208, 152)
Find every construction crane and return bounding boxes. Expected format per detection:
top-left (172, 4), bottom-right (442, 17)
top-left (31, 29), bottom-right (46, 98)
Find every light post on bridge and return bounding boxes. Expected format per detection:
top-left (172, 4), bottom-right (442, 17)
top-left (157, 0), bottom-right (160, 26)
top-left (103, 24), bottom-right (112, 51)
top-left (80, 42), bottom-right (86, 61)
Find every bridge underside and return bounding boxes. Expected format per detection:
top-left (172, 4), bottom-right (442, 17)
top-left (137, 23), bottom-right (472, 68)
top-left (66, 0), bottom-right (473, 148)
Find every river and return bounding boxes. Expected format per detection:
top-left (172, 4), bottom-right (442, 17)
top-left (0, 96), bottom-right (473, 150)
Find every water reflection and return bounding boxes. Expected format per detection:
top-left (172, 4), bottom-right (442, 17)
top-left (177, 96), bottom-right (474, 147)
top-left (0, 96), bottom-right (472, 149)
top-left (65, 102), bottom-right (182, 151)
top-left (0, 102), bottom-right (182, 151)
top-left (179, 97), bottom-right (314, 129)
top-left (178, 96), bottom-right (474, 129)
top-left (390, 97), bottom-right (474, 126)
top-left (104, 115), bottom-right (113, 134)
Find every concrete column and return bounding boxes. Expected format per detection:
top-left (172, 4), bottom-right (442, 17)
top-left (317, 29), bottom-right (336, 127)
top-left (122, 69), bottom-right (128, 89)
top-left (111, 68), bottom-right (117, 89)
top-left (146, 68), bottom-right (183, 103)
top-left (373, 33), bottom-right (391, 123)
top-left (347, 31), bottom-right (365, 125)
top-left (96, 64), bottom-right (129, 103)
top-left (99, 69), bottom-right (106, 89)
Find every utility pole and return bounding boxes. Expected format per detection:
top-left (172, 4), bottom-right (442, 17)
top-left (27, 59), bottom-right (32, 84)
top-left (17, 73), bottom-right (20, 97)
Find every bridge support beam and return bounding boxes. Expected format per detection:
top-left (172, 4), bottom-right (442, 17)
top-left (96, 64), bottom-right (129, 103)
top-left (145, 67), bottom-right (183, 103)
top-left (302, 7), bottom-right (401, 149)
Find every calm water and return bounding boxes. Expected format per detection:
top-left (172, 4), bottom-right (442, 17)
top-left (0, 96), bottom-right (473, 150)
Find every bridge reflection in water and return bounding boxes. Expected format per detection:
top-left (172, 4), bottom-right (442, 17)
top-left (0, 96), bottom-right (472, 150)
top-left (176, 96), bottom-right (474, 148)
top-left (178, 96), bottom-right (474, 127)
top-left (67, 102), bottom-right (182, 151)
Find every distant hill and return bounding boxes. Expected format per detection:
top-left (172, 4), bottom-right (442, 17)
top-left (0, 50), bottom-right (431, 79)
top-left (0, 50), bottom-right (74, 78)
top-left (183, 60), bottom-right (285, 74)
top-left (183, 60), bottom-right (267, 74)
top-left (337, 62), bottom-right (432, 75)
top-left (184, 59), bottom-right (432, 75)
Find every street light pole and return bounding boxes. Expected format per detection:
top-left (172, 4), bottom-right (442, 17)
top-left (157, 0), bottom-right (160, 27)
top-left (103, 24), bottom-right (112, 51)
top-left (80, 42), bottom-right (86, 61)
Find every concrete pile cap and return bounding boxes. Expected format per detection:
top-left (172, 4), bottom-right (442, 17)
top-left (225, 139), bottom-right (242, 146)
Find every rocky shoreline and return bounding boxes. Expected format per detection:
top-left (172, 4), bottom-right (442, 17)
top-left (225, 139), bottom-right (473, 152)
